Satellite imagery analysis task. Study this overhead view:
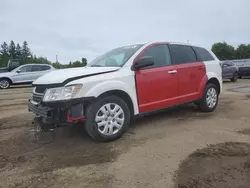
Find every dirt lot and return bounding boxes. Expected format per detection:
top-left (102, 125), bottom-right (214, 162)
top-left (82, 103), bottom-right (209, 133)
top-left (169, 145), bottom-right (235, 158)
top-left (0, 80), bottom-right (250, 188)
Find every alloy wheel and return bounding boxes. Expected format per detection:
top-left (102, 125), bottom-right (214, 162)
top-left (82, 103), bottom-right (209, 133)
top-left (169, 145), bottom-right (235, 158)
top-left (0, 80), bottom-right (9, 89)
top-left (206, 87), bottom-right (217, 108)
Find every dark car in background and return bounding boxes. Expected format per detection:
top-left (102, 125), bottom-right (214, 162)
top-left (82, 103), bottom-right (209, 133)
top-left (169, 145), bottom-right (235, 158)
top-left (0, 59), bottom-right (23, 73)
top-left (237, 61), bottom-right (250, 78)
top-left (225, 59), bottom-right (250, 78)
top-left (222, 61), bottom-right (239, 82)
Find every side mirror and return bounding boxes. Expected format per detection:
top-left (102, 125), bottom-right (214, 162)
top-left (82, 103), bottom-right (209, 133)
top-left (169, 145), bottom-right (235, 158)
top-left (222, 64), bottom-right (228, 68)
top-left (131, 56), bottom-right (154, 71)
top-left (16, 70), bottom-right (21, 73)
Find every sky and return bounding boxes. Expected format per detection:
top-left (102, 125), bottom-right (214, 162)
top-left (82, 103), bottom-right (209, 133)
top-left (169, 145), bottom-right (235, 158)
top-left (1, 0), bottom-right (250, 64)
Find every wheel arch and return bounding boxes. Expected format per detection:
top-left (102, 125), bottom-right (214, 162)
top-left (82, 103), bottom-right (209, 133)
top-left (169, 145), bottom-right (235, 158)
top-left (234, 71), bottom-right (240, 77)
top-left (98, 90), bottom-right (134, 116)
top-left (198, 75), bottom-right (221, 98)
top-left (0, 77), bottom-right (12, 84)
top-left (82, 80), bottom-right (139, 115)
top-left (207, 77), bottom-right (221, 94)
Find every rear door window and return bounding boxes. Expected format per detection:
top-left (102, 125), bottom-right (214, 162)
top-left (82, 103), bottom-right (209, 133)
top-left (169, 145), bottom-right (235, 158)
top-left (32, 65), bottom-right (43, 72)
top-left (41, 65), bottom-right (51, 70)
top-left (192, 46), bottom-right (215, 61)
top-left (170, 44), bottom-right (197, 65)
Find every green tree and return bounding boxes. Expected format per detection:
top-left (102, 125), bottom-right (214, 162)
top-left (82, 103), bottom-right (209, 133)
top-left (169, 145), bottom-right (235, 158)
top-left (211, 42), bottom-right (236, 60)
top-left (71, 60), bottom-right (82, 67)
top-left (235, 44), bottom-right (250, 59)
top-left (38, 57), bottom-right (51, 64)
top-left (0, 40), bottom-right (88, 69)
top-left (0, 42), bottom-right (9, 55)
top-left (0, 42), bottom-right (10, 67)
top-left (81, 57), bottom-right (87, 66)
top-left (8, 40), bottom-right (16, 58)
top-left (22, 41), bottom-right (31, 59)
top-left (52, 62), bottom-right (62, 69)
top-left (16, 43), bottom-right (22, 58)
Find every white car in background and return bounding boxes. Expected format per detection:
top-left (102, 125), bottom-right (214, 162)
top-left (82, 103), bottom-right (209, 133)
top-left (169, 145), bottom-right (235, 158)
top-left (0, 64), bottom-right (55, 89)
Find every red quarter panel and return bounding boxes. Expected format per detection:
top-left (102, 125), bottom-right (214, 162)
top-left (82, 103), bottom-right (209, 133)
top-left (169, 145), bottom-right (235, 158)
top-left (177, 62), bottom-right (206, 103)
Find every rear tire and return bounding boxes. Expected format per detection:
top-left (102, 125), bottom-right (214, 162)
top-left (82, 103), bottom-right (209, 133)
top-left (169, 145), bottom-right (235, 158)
top-left (0, 78), bottom-right (10, 89)
top-left (85, 95), bottom-right (131, 142)
top-left (230, 72), bottom-right (238, 82)
top-left (198, 83), bottom-right (219, 112)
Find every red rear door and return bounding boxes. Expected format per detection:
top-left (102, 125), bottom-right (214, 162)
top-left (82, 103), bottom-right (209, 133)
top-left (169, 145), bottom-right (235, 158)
top-left (134, 44), bottom-right (178, 113)
top-left (169, 44), bottom-right (206, 103)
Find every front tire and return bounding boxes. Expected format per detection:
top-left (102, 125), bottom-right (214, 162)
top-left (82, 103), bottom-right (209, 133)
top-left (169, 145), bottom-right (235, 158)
top-left (198, 83), bottom-right (219, 112)
top-left (0, 78), bottom-right (10, 89)
top-left (230, 72), bottom-right (238, 82)
top-left (85, 95), bottom-right (131, 142)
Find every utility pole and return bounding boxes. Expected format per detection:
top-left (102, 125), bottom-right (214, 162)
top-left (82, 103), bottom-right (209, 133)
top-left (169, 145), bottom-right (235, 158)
top-left (56, 54), bottom-right (58, 63)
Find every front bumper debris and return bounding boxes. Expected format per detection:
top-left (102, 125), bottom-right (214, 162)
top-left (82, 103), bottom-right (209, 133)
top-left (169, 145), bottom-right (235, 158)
top-left (28, 101), bottom-right (52, 118)
top-left (29, 116), bottom-right (55, 143)
top-left (28, 96), bottom-right (95, 124)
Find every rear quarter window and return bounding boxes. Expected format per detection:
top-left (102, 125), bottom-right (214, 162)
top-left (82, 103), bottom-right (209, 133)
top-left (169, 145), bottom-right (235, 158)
top-left (192, 46), bottom-right (215, 61)
top-left (32, 65), bottom-right (42, 71)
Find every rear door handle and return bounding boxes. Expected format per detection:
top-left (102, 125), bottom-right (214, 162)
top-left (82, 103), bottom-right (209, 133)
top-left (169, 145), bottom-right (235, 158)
top-left (168, 70), bottom-right (177, 74)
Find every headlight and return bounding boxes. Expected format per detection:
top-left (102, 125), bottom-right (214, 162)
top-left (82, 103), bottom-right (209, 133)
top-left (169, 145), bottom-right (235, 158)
top-left (43, 84), bottom-right (82, 102)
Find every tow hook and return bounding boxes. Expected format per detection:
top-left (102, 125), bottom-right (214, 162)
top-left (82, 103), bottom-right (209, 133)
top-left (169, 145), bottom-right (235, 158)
top-left (29, 117), bottom-right (55, 144)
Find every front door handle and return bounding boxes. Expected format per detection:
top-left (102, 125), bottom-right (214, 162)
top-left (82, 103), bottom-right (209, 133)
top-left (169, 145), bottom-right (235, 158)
top-left (168, 70), bottom-right (177, 74)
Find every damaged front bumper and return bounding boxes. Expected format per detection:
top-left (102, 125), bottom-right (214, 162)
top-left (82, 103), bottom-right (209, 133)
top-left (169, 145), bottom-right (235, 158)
top-left (28, 96), bottom-right (95, 126)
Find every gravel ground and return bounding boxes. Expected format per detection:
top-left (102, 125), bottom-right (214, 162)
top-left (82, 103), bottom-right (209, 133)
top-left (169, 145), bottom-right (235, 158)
top-left (174, 142), bottom-right (250, 188)
top-left (0, 80), bottom-right (250, 188)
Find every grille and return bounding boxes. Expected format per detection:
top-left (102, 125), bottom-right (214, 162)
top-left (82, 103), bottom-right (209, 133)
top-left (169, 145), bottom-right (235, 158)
top-left (32, 94), bottom-right (43, 103)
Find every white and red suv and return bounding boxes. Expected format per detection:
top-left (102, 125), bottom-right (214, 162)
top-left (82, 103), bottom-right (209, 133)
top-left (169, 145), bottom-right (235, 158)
top-left (29, 42), bottom-right (222, 142)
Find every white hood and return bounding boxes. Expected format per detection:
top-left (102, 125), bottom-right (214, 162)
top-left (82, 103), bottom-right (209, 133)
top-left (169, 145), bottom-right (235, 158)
top-left (33, 66), bottom-right (119, 85)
